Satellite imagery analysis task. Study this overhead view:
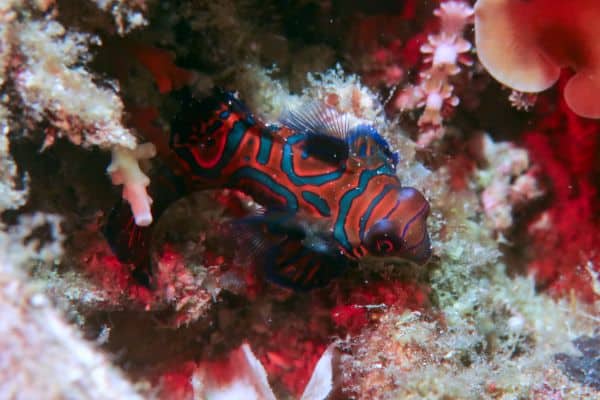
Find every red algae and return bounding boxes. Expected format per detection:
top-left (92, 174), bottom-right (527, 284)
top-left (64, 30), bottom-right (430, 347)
top-left (83, 243), bottom-right (154, 306)
top-left (523, 76), bottom-right (600, 301)
top-left (131, 45), bottom-right (194, 94)
top-left (156, 362), bottom-right (197, 400)
top-left (332, 280), bottom-right (428, 334)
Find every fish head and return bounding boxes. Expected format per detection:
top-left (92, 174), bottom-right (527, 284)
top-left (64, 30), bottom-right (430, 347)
top-left (363, 187), bottom-right (431, 265)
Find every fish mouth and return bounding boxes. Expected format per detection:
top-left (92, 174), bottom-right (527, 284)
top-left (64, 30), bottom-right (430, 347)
top-left (360, 233), bottom-right (432, 266)
top-left (365, 247), bottom-right (432, 266)
top-left (402, 232), bottom-right (432, 265)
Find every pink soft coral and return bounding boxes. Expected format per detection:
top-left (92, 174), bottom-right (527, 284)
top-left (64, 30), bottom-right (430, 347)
top-left (475, 0), bottom-right (600, 118)
top-left (395, 1), bottom-right (474, 147)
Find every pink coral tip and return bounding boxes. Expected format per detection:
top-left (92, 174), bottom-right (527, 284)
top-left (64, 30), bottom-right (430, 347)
top-left (122, 183), bottom-right (153, 226)
top-left (133, 211), bottom-right (153, 227)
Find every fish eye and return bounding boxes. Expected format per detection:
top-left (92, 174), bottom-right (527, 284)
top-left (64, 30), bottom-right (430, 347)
top-left (364, 220), bottom-right (403, 256)
top-left (375, 237), bottom-right (395, 253)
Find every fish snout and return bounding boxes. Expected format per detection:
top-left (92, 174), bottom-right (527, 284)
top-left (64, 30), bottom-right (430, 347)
top-left (403, 230), bottom-right (431, 265)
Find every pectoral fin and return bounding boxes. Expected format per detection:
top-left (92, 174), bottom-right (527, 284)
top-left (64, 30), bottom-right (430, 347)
top-left (230, 212), bottom-right (353, 290)
top-left (264, 238), bottom-right (354, 291)
top-left (103, 166), bottom-right (188, 287)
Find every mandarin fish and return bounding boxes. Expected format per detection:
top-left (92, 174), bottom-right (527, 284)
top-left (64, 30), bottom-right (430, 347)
top-left (104, 88), bottom-right (431, 290)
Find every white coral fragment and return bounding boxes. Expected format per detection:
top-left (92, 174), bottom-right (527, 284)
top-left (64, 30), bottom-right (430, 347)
top-left (193, 342), bottom-right (335, 400)
top-left (193, 342), bottom-right (277, 400)
top-left (300, 344), bottom-right (335, 400)
top-left (107, 143), bottom-right (156, 226)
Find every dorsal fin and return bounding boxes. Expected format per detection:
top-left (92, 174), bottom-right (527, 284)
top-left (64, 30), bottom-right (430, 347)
top-left (347, 124), bottom-right (399, 169)
top-left (279, 101), bottom-right (352, 139)
top-left (280, 102), bottom-right (352, 165)
top-left (280, 101), bottom-right (399, 169)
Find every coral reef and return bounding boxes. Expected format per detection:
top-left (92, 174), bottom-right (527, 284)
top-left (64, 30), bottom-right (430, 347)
top-left (0, 1), bottom-right (598, 399)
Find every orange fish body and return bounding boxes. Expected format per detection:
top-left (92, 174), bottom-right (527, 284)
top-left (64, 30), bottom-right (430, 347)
top-left (106, 89), bottom-right (431, 290)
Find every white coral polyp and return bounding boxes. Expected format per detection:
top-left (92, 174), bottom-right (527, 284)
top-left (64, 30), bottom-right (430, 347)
top-left (436, 1), bottom-right (475, 34)
top-left (433, 40), bottom-right (460, 68)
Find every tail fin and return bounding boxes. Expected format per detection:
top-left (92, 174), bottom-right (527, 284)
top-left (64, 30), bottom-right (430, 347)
top-left (104, 199), bottom-right (154, 286)
top-left (104, 87), bottom-right (255, 286)
top-left (103, 166), bottom-right (188, 287)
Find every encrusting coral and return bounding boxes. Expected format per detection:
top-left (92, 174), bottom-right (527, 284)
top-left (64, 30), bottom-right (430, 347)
top-left (1, 47), bottom-right (141, 396)
top-left (1, 0), bottom-right (158, 227)
top-left (0, 215), bottom-right (144, 400)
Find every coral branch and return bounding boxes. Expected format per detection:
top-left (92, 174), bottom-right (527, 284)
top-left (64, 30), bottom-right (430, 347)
top-left (107, 143), bottom-right (156, 226)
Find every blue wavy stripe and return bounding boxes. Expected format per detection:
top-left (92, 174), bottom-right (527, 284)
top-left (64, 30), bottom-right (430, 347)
top-left (179, 120), bottom-right (247, 179)
top-left (401, 202), bottom-right (429, 238)
top-left (257, 131), bottom-right (273, 165)
top-left (334, 165), bottom-right (396, 251)
top-left (230, 167), bottom-right (299, 211)
top-left (301, 191), bottom-right (331, 217)
top-left (358, 183), bottom-right (400, 240)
